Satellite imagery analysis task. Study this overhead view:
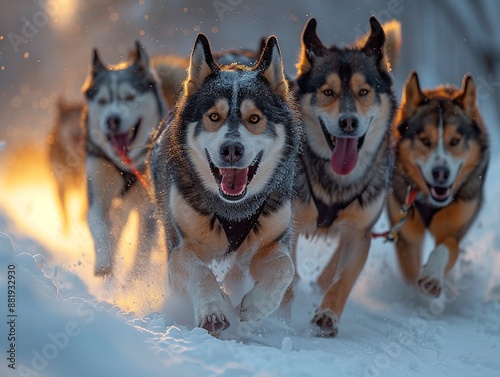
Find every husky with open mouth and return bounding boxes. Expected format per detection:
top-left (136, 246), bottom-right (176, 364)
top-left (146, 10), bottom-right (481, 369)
top-left (82, 41), bottom-right (166, 277)
top-left (150, 34), bottom-right (302, 337)
top-left (293, 17), bottom-right (402, 336)
top-left (388, 72), bottom-right (489, 297)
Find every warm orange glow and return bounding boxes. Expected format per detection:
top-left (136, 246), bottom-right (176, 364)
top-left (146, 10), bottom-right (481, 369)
top-left (50, 0), bottom-right (78, 29)
top-left (0, 144), bottom-right (167, 315)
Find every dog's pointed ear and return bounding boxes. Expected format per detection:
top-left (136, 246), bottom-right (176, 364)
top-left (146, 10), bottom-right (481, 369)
top-left (132, 40), bottom-right (150, 71)
top-left (92, 49), bottom-right (106, 77)
top-left (356, 19), bottom-right (402, 71)
top-left (255, 35), bottom-right (288, 98)
top-left (258, 37), bottom-right (267, 56)
top-left (297, 18), bottom-right (325, 75)
top-left (456, 74), bottom-right (477, 117)
top-left (185, 34), bottom-right (218, 96)
top-left (402, 71), bottom-right (425, 118)
top-left (362, 17), bottom-right (385, 64)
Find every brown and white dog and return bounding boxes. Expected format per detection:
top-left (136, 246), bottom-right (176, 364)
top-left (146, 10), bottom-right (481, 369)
top-left (388, 72), bottom-right (489, 296)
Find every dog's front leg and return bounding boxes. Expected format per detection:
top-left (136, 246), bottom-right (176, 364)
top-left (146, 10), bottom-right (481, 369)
top-left (418, 236), bottom-right (458, 297)
top-left (240, 241), bottom-right (294, 322)
top-left (388, 194), bottom-right (425, 284)
top-left (280, 232), bottom-right (301, 313)
top-left (88, 202), bottom-right (124, 277)
top-left (168, 247), bottom-right (230, 337)
top-left (130, 204), bottom-right (158, 277)
top-left (86, 160), bottom-right (128, 277)
top-left (313, 229), bottom-right (371, 336)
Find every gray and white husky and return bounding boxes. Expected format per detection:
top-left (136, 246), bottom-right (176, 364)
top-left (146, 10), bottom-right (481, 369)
top-left (150, 34), bottom-right (303, 337)
top-left (82, 41), bottom-right (166, 277)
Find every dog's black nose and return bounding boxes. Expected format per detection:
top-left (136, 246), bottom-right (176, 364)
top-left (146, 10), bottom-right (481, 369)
top-left (432, 167), bottom-right (450, 183)
top-left (106, 116), bottom-right (121, 132)
top-left (220, 141), bottom-right (244, 163)
top-left (339, 117), bottom-right (358, 133)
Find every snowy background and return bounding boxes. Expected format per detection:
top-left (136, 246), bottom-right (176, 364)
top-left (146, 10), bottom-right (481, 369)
top-left (1, 1), bottom-right (500, 376)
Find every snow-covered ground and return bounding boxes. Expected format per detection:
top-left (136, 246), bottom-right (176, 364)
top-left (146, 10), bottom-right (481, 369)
top-left (1, 1), bottom-right (500, 376)
top-left (1, 144), bottom-right (500, 377)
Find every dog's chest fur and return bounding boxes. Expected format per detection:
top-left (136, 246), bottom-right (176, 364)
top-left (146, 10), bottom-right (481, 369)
top-left (166, 182), bottom-right (292, 258)
top-left (295, 133), bottom-right (392, 233)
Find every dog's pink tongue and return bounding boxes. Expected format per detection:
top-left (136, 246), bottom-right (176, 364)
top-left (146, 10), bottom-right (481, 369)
top-left (331, 137), bottom-right (358, 175)
top-left (220, 168), bottom-right (248, 196)
top-left (109, 133), bottom-right (130, 153)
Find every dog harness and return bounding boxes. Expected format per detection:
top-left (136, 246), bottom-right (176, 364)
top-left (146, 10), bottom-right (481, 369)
top-left (86, 139), bottom-right (146, 197)
top-left (305, 172), bottom-right (370, 228)
top-left (372, 186), bottom-right (419, 242)
top-left (311, 192), bottom-right (360, 229)
top-left (371, 190), bottom-right (446, 242)
top-left (215, 200), bottom-right (266, 253)
top-left (414, 201), bottom-right (439, 228)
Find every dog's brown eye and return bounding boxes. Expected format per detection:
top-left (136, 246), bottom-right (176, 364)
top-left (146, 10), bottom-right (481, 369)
top-left (248, 114), bottom-right (261, 124)
top-left (98, 98), bottom-right (107, 106)
top-left (125, 94), bottom-right (135, 102)
top-left (449, 137), bottom-right (461, 147)
top-left (208, 113), bottom-right (220, 122)
top-left (420, 137), bottom-right (432, 148)
top-left (323, 89), bottom-right (334, 97)
top-left (359, 89), bottom-right (369, 97)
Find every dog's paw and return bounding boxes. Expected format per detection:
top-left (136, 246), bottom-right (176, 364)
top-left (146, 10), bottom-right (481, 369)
top-left (418, 276), bottom-right (442, 297)
top-left (239, 284), bottom-right (282, 322)
top-left (195, 298), bottom-right (230, 337)
top-left (418, 245), bottom-right (448, 297)
top-left (312, 309), bottom-right (339, 337)
top-left (199, 313), bottom-right (230, 338)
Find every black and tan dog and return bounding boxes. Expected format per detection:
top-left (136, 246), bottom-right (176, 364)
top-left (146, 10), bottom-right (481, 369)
top-left (388, 72), bottom-right (489, 296)
top-left (293, 17), bottom-right (402, 336)
top-left (150, 34), bottom-right (302, 337)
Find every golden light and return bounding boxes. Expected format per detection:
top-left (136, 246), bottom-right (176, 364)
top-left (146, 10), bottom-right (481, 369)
top-left (49, 0), bottom-right (78, 29)
top-left (0, 144), bottom-right (167, 315)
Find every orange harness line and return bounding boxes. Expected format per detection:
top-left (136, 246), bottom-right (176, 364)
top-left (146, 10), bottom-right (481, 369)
top-left (117, 149), bottom-right (149, 190)
top-left (371, 186), bottom-right (419, 242)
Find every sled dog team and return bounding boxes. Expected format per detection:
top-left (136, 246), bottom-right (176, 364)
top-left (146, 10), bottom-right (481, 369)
top-left (67, 16), bottom-right (489, 337)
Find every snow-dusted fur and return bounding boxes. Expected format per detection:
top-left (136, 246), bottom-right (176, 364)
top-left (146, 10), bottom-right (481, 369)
top-left (150, 34), bottom-right (303, 337)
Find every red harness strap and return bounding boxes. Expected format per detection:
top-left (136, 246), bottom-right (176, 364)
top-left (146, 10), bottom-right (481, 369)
top-left (372, 186), bottom-right (419, 242)
top-left (116, 149), bottom-right (149, 190)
